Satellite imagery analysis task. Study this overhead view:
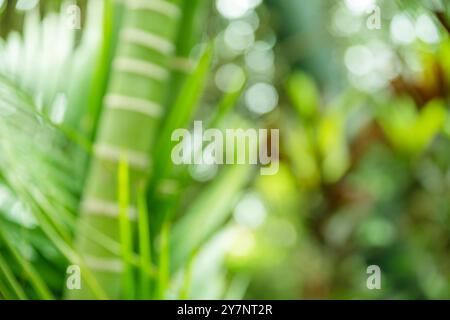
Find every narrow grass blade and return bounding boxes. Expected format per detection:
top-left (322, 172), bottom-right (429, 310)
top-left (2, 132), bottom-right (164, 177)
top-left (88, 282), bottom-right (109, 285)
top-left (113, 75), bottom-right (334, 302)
top-left (137, 183), bottom-right (152, 299)
top-left (209, 76), bottom-right (247, 129)
top-left (170, 165), bottom-right (254, 272)
top-left (153, 44), bottom-right (214, 180)
top-left (17, 199), bottom-right (109, 299)
top-left (84, 0), bottom-right (125, 141)
top-left (157, 221), bottom-right (170, 299)
top-left (179, 251), bottom-right (197, 300)
top-left (118, 153), bottom-right (135, 299)
top-left (0, 228), bottom-right (54, 300)
top-left (0, 254), bottom-right (27, 300)
top-left (0, 275), bottom-right (14, 300)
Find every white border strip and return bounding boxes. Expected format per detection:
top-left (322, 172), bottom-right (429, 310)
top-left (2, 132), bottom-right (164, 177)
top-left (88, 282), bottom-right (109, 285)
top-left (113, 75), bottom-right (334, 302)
top-left (126, 0), bottom-right (181, 19)
top-left (122, 27), bottom-right (174, 55)
top-left (105, 94), bottom-right (163, 118)
top-left (94, 143), bottom-right (151, 170)
top-left (114, 57), bottom-right (169, 81)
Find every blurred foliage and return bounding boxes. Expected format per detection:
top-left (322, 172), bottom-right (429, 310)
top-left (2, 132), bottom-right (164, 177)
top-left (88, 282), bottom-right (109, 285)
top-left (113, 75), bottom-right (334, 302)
top-left (0, 0), bottom-right (450, 299)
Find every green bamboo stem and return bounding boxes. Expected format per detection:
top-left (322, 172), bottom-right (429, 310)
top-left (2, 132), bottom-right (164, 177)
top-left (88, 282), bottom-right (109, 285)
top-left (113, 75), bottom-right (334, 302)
top-left (68, 0), bottom-right (182, 299)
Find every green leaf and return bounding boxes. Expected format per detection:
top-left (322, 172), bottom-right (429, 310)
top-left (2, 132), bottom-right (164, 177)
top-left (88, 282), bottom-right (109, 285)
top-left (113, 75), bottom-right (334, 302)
top-left (170, 164), bottom-right (254, 272)
top-left (137, 183), bottom-right (152, 299)
top-left (153, 44), bottom-right (214, 180)
top-left (286, 72), bottom-right (319, 120)
top-left (378, 97), bottom-right (446, 154)
top-left (0, 253), bottom-right (28, 300)
top-left (0, 228), bottom-right (54, 299)
top-left (157, 221), bottom-right (170, 299)
top-left (118, 154), bottom-right (135, 299)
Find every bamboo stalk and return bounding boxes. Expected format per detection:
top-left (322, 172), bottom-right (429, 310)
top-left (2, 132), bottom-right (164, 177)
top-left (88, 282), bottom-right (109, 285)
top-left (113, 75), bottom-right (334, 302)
top-left (68, 0), bottom-right (182, 299)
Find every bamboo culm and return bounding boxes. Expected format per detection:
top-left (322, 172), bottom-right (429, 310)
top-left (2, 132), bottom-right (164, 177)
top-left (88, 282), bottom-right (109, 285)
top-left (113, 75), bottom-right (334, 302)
top-left (68, 0), bottom-right (182, 299)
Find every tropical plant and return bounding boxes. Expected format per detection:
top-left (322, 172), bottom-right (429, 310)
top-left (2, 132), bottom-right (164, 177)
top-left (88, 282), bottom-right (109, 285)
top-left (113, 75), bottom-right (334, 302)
top-left (0, 0), bottom-right (253, 300)
top-left (2, 0), bottom-right (450, 301)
